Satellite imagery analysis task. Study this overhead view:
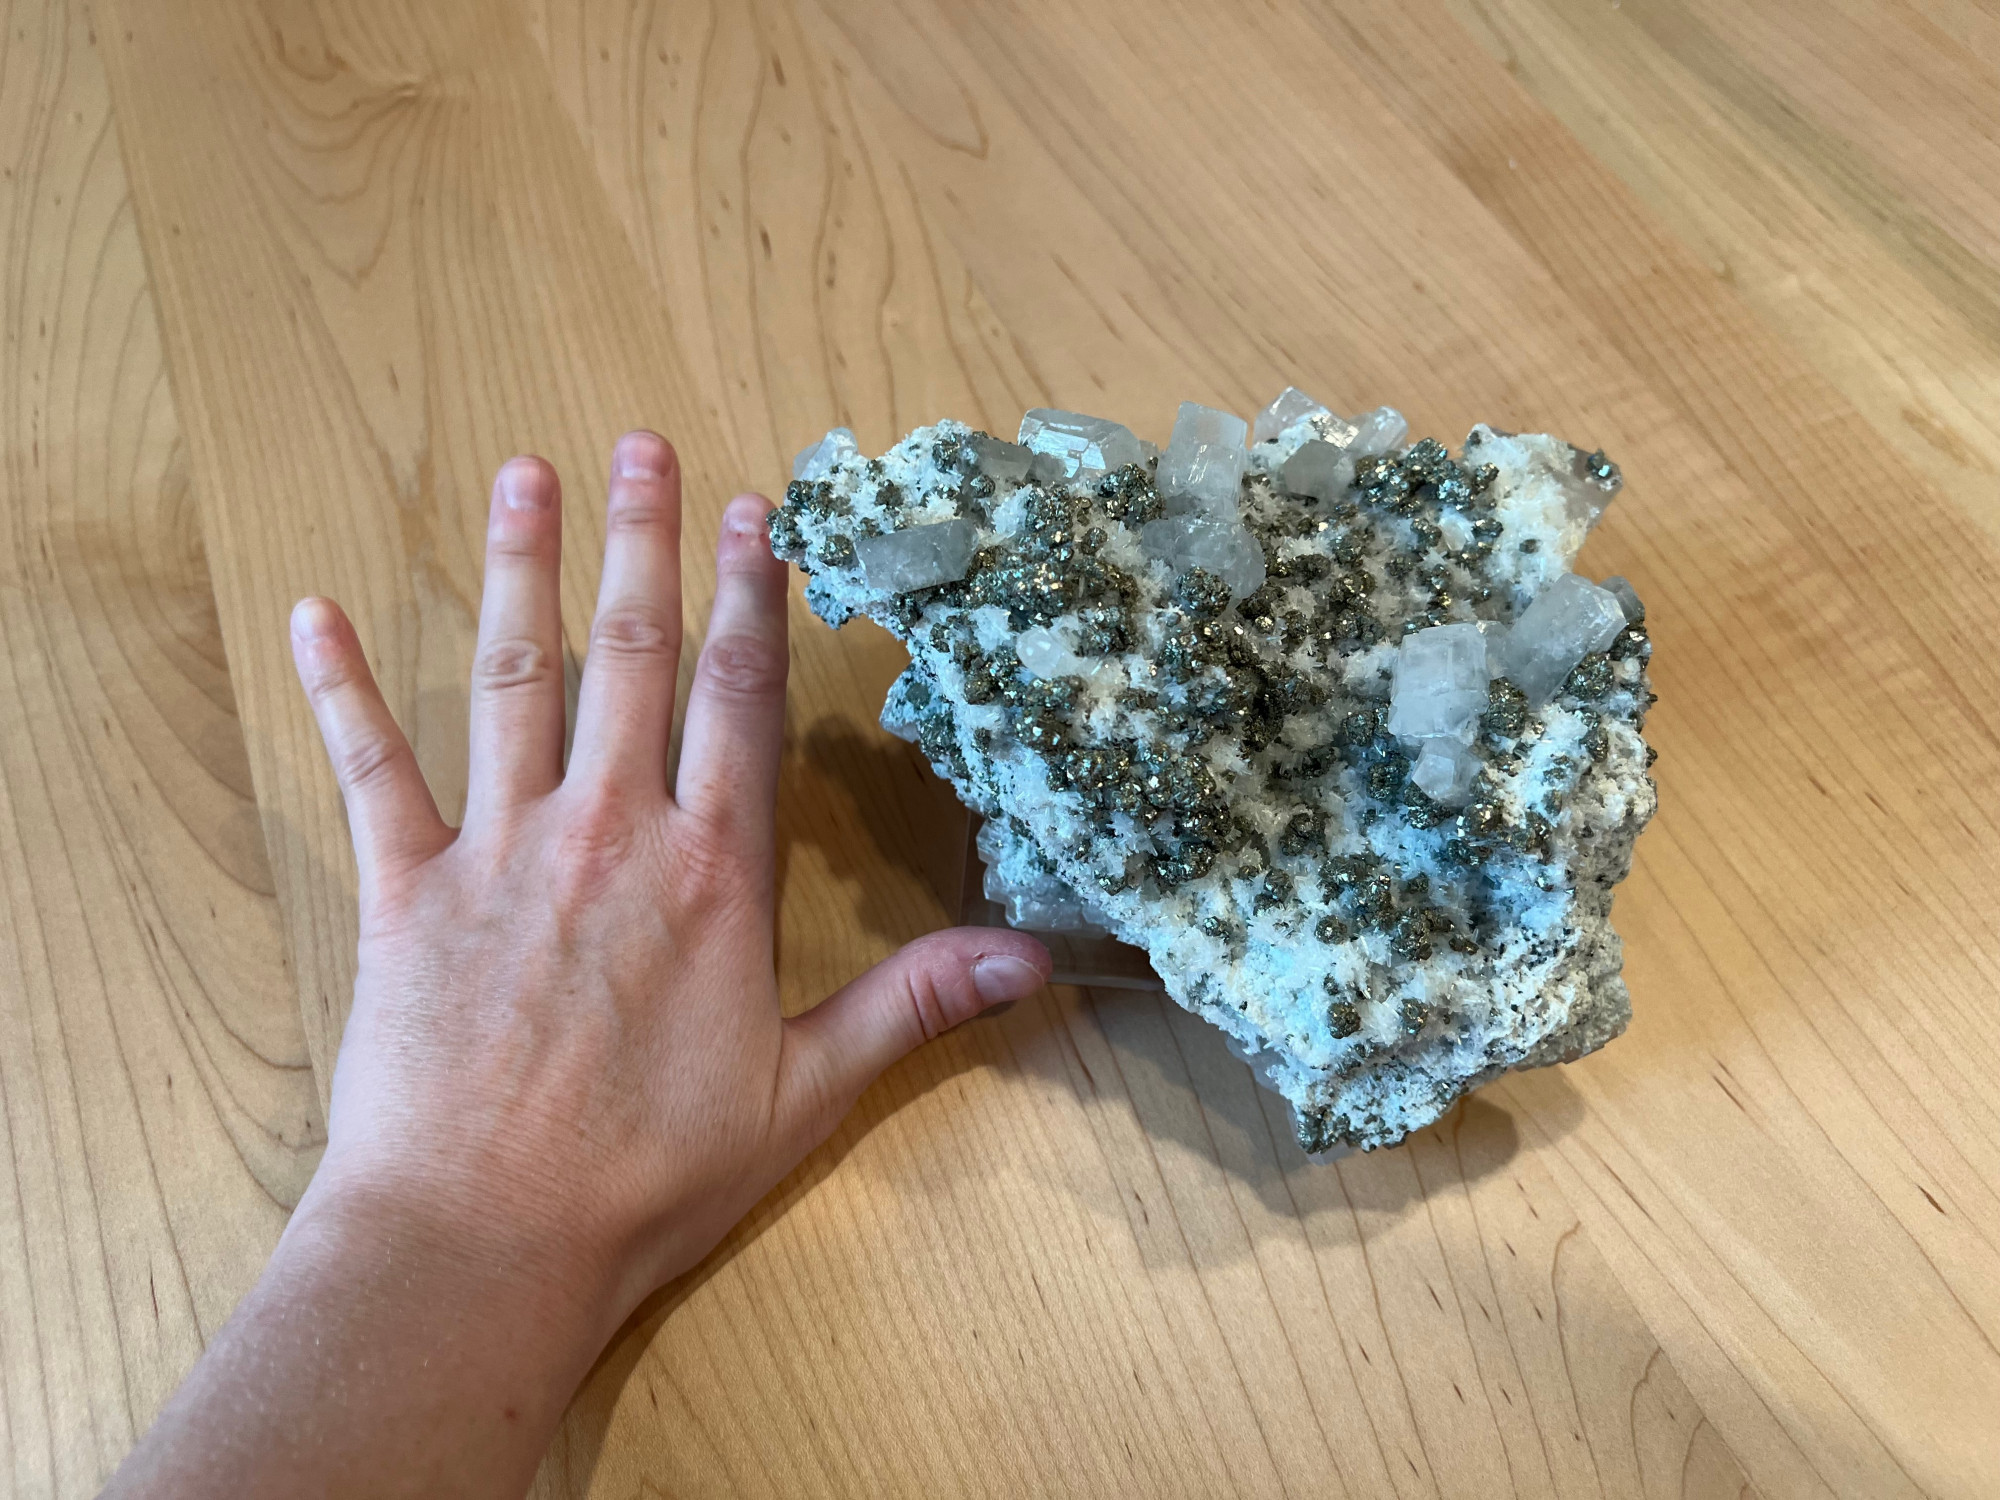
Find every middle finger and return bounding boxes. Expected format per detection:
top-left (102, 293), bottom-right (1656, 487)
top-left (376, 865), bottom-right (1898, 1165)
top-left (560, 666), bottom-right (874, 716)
top-left (567, 430), bottom-right (684, 792)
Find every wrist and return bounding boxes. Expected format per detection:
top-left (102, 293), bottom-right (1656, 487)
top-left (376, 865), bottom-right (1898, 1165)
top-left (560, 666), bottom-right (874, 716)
top-left (287, 1156), bottom-right (628, 1376)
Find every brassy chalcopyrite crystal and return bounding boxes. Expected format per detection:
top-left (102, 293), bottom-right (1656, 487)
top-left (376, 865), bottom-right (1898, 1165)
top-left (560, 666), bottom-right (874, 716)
top-left (769, 390), bottom-right (1657, 1152)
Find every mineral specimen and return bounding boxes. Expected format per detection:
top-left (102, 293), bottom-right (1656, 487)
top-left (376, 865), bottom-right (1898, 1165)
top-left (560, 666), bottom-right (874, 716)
top-left (792, 426), bottom-right (859, 482)
top-left (1160, 401), bottom-right (1250, 513)
top-left (855, 518), bottom-right (979, 593)
top-left (1017, 408), bottom-right (1145, 481)
top-left (771, 393), bottom-right (1656, 1153)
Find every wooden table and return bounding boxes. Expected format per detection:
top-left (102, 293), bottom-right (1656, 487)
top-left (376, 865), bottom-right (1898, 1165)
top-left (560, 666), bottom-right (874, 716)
top-left (5, 0), bottom-right (1997, 1493)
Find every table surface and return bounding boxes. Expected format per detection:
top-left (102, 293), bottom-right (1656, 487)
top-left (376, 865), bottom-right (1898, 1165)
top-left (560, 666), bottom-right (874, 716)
top-left (6, 0), bottom-right (1999, 1494)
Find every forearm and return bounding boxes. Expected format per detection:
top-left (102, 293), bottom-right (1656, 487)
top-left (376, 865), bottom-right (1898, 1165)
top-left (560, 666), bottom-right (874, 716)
top-left (104, 1176), bottom-right (617, 1500)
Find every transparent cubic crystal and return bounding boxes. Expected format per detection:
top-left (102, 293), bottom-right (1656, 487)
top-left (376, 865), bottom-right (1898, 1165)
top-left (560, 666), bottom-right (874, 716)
top-left (1254, 386), bottom-right (1329, 444)
top-left (1018, 409), bottom-right (1144, 481)
top-left (1387, 623), bottom-right (1491, 744)
top-left (1411, 737), bottom-right (1483, 806)
top-left (1139, 512), bottom-right (1268, 600)
top-left (1601, 574), bottom-right (1644, 624)
top-left (1281, 438), bottom-right (1356, 503)
top-left (792, 426), bottom-right (859, 481)
top-left (854, 518), bottom-right (980, 592)
top-left (1349, 406), bottom-right (1409, 459)
top-left (1497, 573), bottom-right (1627, 704)
top-left (1255, 386), bottom-right (1359, 462)
top-left (1159, 401), bottom-right (1249, 514)
top-left (966, 431), bottom-right (1033, 484)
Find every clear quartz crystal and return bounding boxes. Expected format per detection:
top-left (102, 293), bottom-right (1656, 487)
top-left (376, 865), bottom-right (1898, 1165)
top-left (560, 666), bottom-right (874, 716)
top-left (793, 426), bottom-right (859, 481)
top-left (854, 517), bottom-right (980, 592)
top-left (1139, 512), bottom-right (1268, 599)
top-left (1018, 409), bottom-right (1144, 480)
top-left (1349, 406), bottom-right (1410, 458)
top-left (1159, 401), bottom-right (1249, 513)
top-left (1497, 573), bottom-right (1627, 704)
top-left (1388, 623), bottom-right (1491, 743)
top-left (1601, 574), bottom-right (1644, 623)
top-left (1281, 438), bottom-right (1356, 503)
top-left (967, 431), bottom-right (1033, 484)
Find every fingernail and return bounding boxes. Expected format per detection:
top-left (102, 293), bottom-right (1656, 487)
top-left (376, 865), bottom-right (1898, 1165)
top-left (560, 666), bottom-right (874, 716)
top-left (499, 458), bottom-right (554, 511)
top-left (972, 955), bottom-right (1043, 1007)
top-left (614, 430), bottom-right (670, 480)
top-left (290, 597), bottom-right (338, 641)
top-left (724, 493), bottom-right (771, 536)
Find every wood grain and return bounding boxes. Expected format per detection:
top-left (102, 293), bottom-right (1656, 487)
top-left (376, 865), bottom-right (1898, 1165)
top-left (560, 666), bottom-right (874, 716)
top-left (521, 0), bottom-right (2000, 1491)
top-left (0, 1), bottom-right (323, 1492)
top-left (20, 0), bottom-right (1990, 1492)
top-left (91, 0), bottom-right (977, 1101)
top-left (1434, 0), bottom-right (2000, 545)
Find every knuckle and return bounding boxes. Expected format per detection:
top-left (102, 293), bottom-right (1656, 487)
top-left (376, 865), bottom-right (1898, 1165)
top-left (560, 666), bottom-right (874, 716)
top-left (305, 653), bottom-right (365, 701)
top-left (900, 966), bottom-right (959, 1044)
top-left (472, 637), bottom-right (555, 693)
top-left (485, 524), bottom-right (552, 561)
top-left (606, 492), bottom-right (676, 534)
top-left (588, 607), bottom-right (677, 663)
top-left (552, 792), bottom-right (639, 895)
top-left (334, 729), bottom-right (408, 792)
top-left (696, 632), bottom-right (787, 700)
top-left (665, 816), bottom-right (745, 906)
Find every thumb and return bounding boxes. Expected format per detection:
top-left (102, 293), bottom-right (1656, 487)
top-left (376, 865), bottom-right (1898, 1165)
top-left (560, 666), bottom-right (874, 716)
top-left (775, 928), bottom-right (1051, 1150)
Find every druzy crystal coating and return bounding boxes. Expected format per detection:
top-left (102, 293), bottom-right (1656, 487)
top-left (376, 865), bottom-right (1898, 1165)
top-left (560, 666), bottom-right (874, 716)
top-left (768, 395), bottom-right (1657, 1153)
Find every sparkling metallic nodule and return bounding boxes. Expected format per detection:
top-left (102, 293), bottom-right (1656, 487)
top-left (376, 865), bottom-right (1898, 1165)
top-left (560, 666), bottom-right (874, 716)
top-left (771, 397), bottom-right (1656, 1154)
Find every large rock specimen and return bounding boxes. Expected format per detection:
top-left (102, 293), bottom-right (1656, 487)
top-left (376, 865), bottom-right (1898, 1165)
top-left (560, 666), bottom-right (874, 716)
top-left (768, 392), bottom-right (1657, 1152)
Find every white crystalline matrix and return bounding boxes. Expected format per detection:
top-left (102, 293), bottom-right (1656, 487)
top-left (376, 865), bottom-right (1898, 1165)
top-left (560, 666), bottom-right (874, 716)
top-left (768, 394), bottom-right (1657, 1153)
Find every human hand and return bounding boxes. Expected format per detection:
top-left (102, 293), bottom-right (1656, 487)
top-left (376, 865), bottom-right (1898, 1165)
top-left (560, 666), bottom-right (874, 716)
top-left (98, 432), bottom-right (1053, 1498)
top-left (294, 430), bottom-right (1050, 1313)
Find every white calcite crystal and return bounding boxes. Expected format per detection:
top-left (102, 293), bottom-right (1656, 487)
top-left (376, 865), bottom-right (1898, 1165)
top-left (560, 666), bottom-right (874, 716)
top-left (1018, 409), bottom-right (1145, 481)
top-left (1497, 573), bottom-right (1628, 706)
top-left (977, 818), bottom-right (1106, 932)
top-left (793, 426), bottom-right (859, 482)
top-left (769, 396), bottom-right (1656, 1152)
top-left (1160, 401), bottom-right (1250, 513)
top-left (1350, 406), bottom-right (1411, 458)
top-left (1138, 510), bottom-right (1268, 600)
top-left (1282, 438), bottom-right (1357, 505)
top-left (855, 517), bottom-right (980, 593)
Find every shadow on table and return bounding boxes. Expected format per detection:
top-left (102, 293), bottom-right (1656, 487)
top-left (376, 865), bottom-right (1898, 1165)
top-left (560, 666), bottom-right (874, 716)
top-left (1034, 983), bottom-right (1559, 1220)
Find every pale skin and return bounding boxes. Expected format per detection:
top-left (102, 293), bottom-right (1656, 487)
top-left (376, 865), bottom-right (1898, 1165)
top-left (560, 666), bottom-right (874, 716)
top-left (103, 431), bottom-right (1052, 1498)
